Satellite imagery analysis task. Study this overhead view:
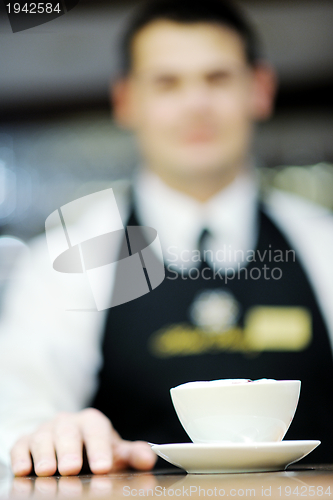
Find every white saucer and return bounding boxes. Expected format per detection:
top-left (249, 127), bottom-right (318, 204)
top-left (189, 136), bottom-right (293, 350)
top-left (151, 441), bottom-right (320, 474)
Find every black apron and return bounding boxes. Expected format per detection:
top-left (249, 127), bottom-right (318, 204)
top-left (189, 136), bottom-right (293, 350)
top-left (92, 202), bottom-right (333, 463)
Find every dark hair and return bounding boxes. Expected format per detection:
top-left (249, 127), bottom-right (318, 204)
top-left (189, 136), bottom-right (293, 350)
top-left (120, 0), bottom-right (262, 75)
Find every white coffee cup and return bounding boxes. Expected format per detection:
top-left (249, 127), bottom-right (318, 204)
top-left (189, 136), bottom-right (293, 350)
top-left (170, 379), bottom-right (301, 443)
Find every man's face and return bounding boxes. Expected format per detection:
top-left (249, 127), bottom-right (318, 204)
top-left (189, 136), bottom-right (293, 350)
top-left (115, 20), bottom-right (272, 181)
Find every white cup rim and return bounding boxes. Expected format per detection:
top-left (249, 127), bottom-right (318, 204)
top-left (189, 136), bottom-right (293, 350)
top-left (171, 378), bottom-right (301, 392)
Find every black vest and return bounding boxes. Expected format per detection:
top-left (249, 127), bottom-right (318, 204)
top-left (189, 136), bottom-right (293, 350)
top-left (92, 204), bottom-right (333, 463)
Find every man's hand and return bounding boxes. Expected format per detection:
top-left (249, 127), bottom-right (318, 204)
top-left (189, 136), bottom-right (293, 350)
top-left (10, 408), bottom-right (157, 477)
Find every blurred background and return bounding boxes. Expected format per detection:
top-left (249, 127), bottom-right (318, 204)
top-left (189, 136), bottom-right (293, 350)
top-left (0, 0), bottom-right (332, 245)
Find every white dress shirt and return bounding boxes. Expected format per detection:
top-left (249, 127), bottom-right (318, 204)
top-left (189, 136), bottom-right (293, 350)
top-left (134, 168), bottom-right (258, 269)
top-left (0, 168), bottom-right (333, 468)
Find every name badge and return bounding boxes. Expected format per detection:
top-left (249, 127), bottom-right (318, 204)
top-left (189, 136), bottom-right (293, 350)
top-left (243, 306), bottom-right (312, 351)
top-left (149, 306), bottom-right (312, 357)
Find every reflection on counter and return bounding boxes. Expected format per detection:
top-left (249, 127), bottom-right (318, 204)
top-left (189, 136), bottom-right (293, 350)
top-left (1, 466), bottom-right (333, 500)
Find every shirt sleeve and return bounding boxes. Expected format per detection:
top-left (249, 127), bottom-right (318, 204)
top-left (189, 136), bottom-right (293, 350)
top-left (0, 232), bottom-right (106, 466)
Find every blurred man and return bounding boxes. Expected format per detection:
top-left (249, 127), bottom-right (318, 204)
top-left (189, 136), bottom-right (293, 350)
top-left (1, 0), bottom-right (333, 477)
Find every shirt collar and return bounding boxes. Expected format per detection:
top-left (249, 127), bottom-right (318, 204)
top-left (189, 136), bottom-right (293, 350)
top-left (133, 167), bottom-right (259, 267)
